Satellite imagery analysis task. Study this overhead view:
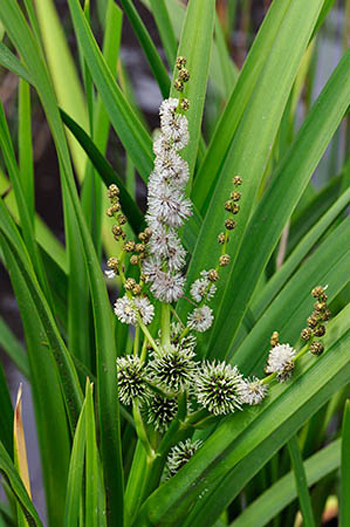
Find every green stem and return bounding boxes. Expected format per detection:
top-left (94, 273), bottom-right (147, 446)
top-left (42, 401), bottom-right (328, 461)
top-left (133, 325), bottom-right (140, 357)
top-left (161, 303), bottom-right (171, 348)
top-left (132, 401), bottom-right (157, 459)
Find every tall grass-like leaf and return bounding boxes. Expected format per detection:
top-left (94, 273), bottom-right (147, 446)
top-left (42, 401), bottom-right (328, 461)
top-left (136, 306), bottom-right (350, 526)
top-left (67, 0), bottom-right (153, 181)
top-left (191, 0), bottom-right (293, 211)
top-left (340, 400), bottom-right (350, 526)
top-left (232, 439), bottom-right (340, 527)
top-left (287, 435), bottom-right (316, 527)
top-left (118, 0), bottom-right (170, 97)
top-left (14, 385), bottom-right (32, 527)
top-left (0, 43), bottom-right (32, 83)
top-left (207, 50), bottom-right (350, 361)
top-left (0, 361), bottom-right (13, 456)
top-left (0, 441), bottom-right (43, 527)
top-left (0, 318), bottom-right (29, 378)
top-left (178, 0), bottom-right (325, 342)
top-left (18, 80), bottom-right (34, 224)
top-left (169, 0), bottom-right (215, 184)
top-left (149, 0), bottom-right (177, 66)
top-left (0, 3), bottom-right (124, 522)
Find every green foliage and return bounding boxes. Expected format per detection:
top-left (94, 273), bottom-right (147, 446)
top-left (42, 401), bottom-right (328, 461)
top-left (0, 0), bottom-right (349, 526)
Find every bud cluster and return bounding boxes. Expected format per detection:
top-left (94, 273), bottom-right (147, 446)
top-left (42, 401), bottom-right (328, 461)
top-left (302, 285), bottom-right (331, 356)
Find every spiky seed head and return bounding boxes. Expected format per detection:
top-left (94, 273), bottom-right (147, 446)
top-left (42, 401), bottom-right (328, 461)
top-left (107, 257), bottom-right (119, 270)
top-left (118, 214), bottom-right (127, 225)
top-left (132, 284), bottom-right (142, 296)
top-left (270, 331), bottom-right (279, 347)
top-left (314, 325), bottom-right (326, 337)
top-left (116, 356), bottom-right (150, 405)
top-left (277, 360), bottom-right (295, 382)
top-left (195, 361), bottom-right (243, 415)
top-left (130, 255), bottom-right (139, 266)
top-left (311, 285), bottom-right (326, 298)
top-left (231, 191), bottom-right (241, 201)
top-left (112, 225), bottom-right (124, 237)
top-left (125, 278), bottom-right (136, 291)
top-left (310, 341), bottom-right (324, 356)
top-left (124, 240), bottom-right (136, 253)
top-left (106, 207), bottom-right (114, 217)
top-left (225, 219), bottom-right (236, 230)
top-left (176, 56), bottom-right (187, 69)
top-left (148, 348), bottom-right (198, 393)
top-left (219, 254), bottom-right (230, 267)
top-left (307, 315), bottom-right (319, 328)
top-left (111, 202), bottom-right (121, 213)
top-left (174, 79), bottom-right (184, 92)
top-left (301, 328), bottom-right (312, 341)
top-left (180, 98), bottom-right (190, 111)
top-left (146, 394), bottom-right (178, 433)
top-left (178, 68), bottom-right (190, 82)
top-left (233, 176), bottom-right (242, 186)
top-left (208, 269), bottom-right (219, 282)
top-left (218, 232), bottom-right (226, 244)
top-left (165, 439), bottom-right (202, 478)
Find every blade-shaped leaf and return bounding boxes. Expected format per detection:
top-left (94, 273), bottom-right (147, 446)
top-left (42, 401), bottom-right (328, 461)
top-left (340, 400), bottom-right (350, 527)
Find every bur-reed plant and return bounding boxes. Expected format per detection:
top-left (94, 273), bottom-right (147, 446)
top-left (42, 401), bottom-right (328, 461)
top-left (0, 0), bottom-right (350, 526)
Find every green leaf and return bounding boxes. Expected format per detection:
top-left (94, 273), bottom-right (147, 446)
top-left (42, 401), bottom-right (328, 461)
top-left (287, 435), bottom-right (316, 527)
top-left (0, 361), bottom-right (13, 456)
top-left (0, 43), bottom-right (32, 84)
top-left (60, 109), bottom-right (145, 234)
top-left (149, 0), bottom-right (177, 67)
top-left (64, 397), bottom-right (86, 527)
top-left (136, 306), bottom-right (350, 526)
top-left (0, 317), bottom-right (29, 378)
top-left (340, 400), bottom-right (350, 527)
top-left (191, 0), bottom-right (293, 211)
top-left (169, 0), bottom-right (215, 184)
top-left (232, 439), bottom-right (340, 527)
top-left (18, 80), bottom-right (34, 224)
top-left (207, 49), bottom-right (350, 361)
top-left (67, 0), bottom-right (153, 182)
top-left (0, 441), bottom-right (43, 527)
top-left (119, 0), bottom-right (170, 97)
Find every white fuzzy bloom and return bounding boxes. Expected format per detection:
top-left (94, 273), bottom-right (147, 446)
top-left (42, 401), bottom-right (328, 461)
top-left (147, 185), bottom-right (192, 228)
top-left (266, 343), bottom-right (296, 379)
top-left (161, 112), bottom-right (189, 149)
top-left (114, 295), bottom-right (137, 325)
top-left (150, 271), bottom-right (185, 303)
top-left (142, 256), bottom-right (162, 282)
top-left (159, 98), bottom-right (178, 120)
top-left (147, 225), bottom-right (186, 272)
top-left (134, 296), bottom-right (155, 325)
top-left (238, 377), bottom-right (268, 406)
top-left (187, 305), bottom-right (214, 332)
top-left (190, 272), bottom-right (217, 303)
top-left (104, 269), bottom-right (116, 279)
top-left (153, 132), bottom-right (172, 157)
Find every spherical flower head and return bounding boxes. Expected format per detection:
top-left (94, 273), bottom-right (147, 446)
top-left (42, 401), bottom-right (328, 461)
top-left (187, 305), bottom-right (214, 333)
top-left (134, 296), bottom-right (155, 326)
top-left (165, 439), bottom-right (203, 478)
top-left (150, 270), bottom-right (185, 303)
top-left (265, 343), bottom-right (296, 382)
top-left (148, 225), bottom-right (186, 272)
top-left (195, 361), bottom-right (243, 415)
top-left (114, 295), bottom-right (137, 325)
top-left (160, 111), bottom-right (189, 149)
top-left (146, 394), bottom-right (178, 433)
top-left (148, 347), bottom-right (199, 393)
top-left (159, 98), bottom-right (178, 119)
top-left (190, 271), bottom-right (217, 303)
top-left (238, 377), bottom-right (268, 406)
top-left (116, 356), bottom-right (150, 406)
top-left (147, 184), bottom-right (192, 228)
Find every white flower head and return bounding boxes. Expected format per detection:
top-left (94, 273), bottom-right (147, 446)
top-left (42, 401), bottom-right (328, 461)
top-left (238, 377), bottom-right (268, 406)
top-left (148, 347), bottom-right (199, 393)
top-left (153, 131), bottom-right (172, 157)
top-left (165, 439), bottom-right (202, 478)
top-left (161, 112), bottom-right (189, 149)
top-left (159, 98), bottom-right (179, 120)
top-left (266, 343), bottom-right (296, 382)
top-left (134, 296), bottom-right (155, 326)
top-left (142, 256), bottom-right (162, 282)
top-left (146, 394), bottom-right (178, 433)
top-left (148, 225), bottom-right (186, 271)
top-left (187, 305), bottom-right (214, 332)
top-left (116, 356), bottom-right (150, 406)
top-left (114, 295), bottom-right (137, 325)
top-left (196, 361), bottom-right (243, 415)
top-left (150, 271), bottom-right (185, 303)
top-left (104, 269), bottom-right (116, 279)
top-left (190, 271), bottom-right (217, 303)
top-left (147, 185), bottom-right (192, 228)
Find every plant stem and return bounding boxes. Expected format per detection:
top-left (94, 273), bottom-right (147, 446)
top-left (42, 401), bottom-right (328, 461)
top-left (161, 303), bottom-right (171, 348)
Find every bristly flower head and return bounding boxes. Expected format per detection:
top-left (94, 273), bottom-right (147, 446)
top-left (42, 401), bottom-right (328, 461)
top-left (148, 347), bottom-right (199, 393)
top-left (146, 394), bottom-right (178, 433)
top-left (238, 377), bottom-right (268, 406)
top-left (117, 356), bottom-right (150, 406)
top-left (265, 343), bottom-right (296, 382)
top-left (187, 305), bottom-right (214, 333)
top-left (190, 271), bottom-right (217, 303)
top-left (114, 295), bottom-right (154, 326)
top-left (165, 439), bottom-right (202, 478)
top-left (195, 361), bottom-right (243, 415)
